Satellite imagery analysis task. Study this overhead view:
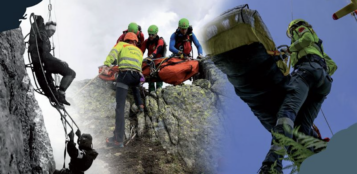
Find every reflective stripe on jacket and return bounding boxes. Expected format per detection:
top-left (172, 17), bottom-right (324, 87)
top-left (104, 42), bottom-right (143, 72)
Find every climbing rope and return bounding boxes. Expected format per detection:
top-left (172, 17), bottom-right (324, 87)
top-left (290, 0), bottom-right (294, 20)
top-left (321, 109), bottom-right (334, 136)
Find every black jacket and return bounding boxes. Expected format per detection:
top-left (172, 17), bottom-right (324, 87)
top-left (67, 141), bottom-right (98, 174)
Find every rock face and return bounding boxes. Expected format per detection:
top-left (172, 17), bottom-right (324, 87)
top-left (0, 29), bottom-right (55, 173)
top-left (67, 57), bottom-right (231, 174)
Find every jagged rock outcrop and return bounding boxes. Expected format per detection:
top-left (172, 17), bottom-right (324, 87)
top-left (67, 57), bottom-right (232, 174)
top-left (0, 29), bottom-right (55, 173)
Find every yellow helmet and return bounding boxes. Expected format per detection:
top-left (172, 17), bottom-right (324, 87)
top-left (286, 19), bottom-right (309, 38)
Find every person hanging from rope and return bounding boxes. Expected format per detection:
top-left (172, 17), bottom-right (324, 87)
top-left (53, 130), bottom-right (98, 174)
top-left (140, 24), bottom-right (166, 93)
top-left (28, 15), bottom-right (76, 106)
top-left (169, 18), bottom-right (203, 59)
top-left (259, 19), bottom-right (338, 174)
top-left (103, 32), bottom-right (144, 147)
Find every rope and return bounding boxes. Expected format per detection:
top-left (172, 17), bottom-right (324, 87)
top-left (321, 109), bottom-right (334, 136)
top-left (290, 0), bottom-right (294, 20)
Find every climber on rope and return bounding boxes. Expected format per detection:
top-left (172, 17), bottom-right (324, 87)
top-left (169, 18), bottom-right (203, 59)
top-left (259, 19), bottom-right (338, 174)
top-left (116, 22), bottom-right (145, 48)
top-left (28, 15), bottom-right (76, 106)
top-left (103, 32), bottom-right (144, 147)
top-left (53, 130), bottom-right (98, 174)
top-left (140, 24), bottom-right (166, 92)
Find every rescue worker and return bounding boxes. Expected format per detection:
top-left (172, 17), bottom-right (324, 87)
top-left (169, 18), bottom-right (203, 59)
top-left (28, 15), bottom-right (76, 106)
top-left (140, 25), bottom-right (164, 92)
top-left (53, 131), bottom-right (98, 174)
top-left (116, 22), bottom-right (145, 48)
top-left (259, 19), bottom-right (337, 173)
top-left (104, 32), bottom-right (144, 147)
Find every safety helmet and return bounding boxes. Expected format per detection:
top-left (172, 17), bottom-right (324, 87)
top-left (179, 18), bottom-right (190, 29)
top-left (78, 133), bottom-right (93, 149)
top-left (128, 22), bottom-right (138, 33)
top-left (45, 21), bottom-right (57, 31)
top-left (286, 19), bottom-right (309, 38)
top-left (148, 25), bottom-right (158, 34)
top-left (124, 32), bottom-right (138, 42)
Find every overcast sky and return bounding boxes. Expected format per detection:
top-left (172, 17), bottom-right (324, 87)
top-left (20, 0), bottom-right (226, 172)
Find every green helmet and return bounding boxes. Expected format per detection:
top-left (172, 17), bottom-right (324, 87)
top-left (286, 19), bottom-right (309, 38)
top-left (179, 18), bottom-right (190, 29)
top-left (128, 22), bottom-right (138, 33)
top-left (148, 25), bottom-right (158, 34)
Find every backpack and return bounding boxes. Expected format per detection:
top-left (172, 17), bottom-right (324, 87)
top-left (175, 25), bottom-right (193, 46)
top-left (146, 37), bottom-right (167, 57)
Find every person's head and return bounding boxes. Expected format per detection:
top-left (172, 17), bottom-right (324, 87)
top-left (148, 25), bottom-right (158, 41)
top-left (45, 21), bottom-right (57, 37)
top-left (286, 19), bottom-right (312, 38)
top-left (78, 133), bottom-right (93, 150)
top-left (128, 22), bottom-right (138, 33)
top-left (124, 32), bottom-right (138, 45)
top-left (178, 18), bottom-right (189, 35)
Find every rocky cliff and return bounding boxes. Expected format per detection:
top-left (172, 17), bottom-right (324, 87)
top-left (0, 29), bottom-right (55, 173)
top-left (66, 57), bottom-right (234, 174)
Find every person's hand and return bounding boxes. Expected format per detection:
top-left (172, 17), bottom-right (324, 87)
top-left (68, 130), bottom-right (74, 142)
top-left (75, 129), bottom-right (81, 138)
top-left (149, 54), bottom-right (153, 58)
top-left (178, 51), bottom-right (183, 55)
top-left (280, 47), bottom-right (291, 56)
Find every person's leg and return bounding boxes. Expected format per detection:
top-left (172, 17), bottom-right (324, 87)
top-left (149, 82), bottom-right (155, 92)
top-left (262, 70), bottom-right (310, 173)
top-left (43, 56), bottom-right (76, 91)
top-left (44, 56), bottom-right (76, 105)
top-left (132, 85), bottom-right (144, 112)
top-left (156, 81), bottom-right (163, 90)
top-left (114, 85), bottom-right (128, 143)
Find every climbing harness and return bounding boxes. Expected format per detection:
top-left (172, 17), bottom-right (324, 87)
top-left (25, 12), bottom-right (81, 169)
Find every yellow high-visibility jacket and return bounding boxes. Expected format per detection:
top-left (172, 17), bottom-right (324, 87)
top-left (104, 42), bottom-right (143, 71)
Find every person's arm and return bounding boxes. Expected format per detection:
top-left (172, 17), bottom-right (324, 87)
top-left (104, 43), bottom-right (123, 66)
top-left (288, 26), bottom-right (314, 52)
top-left (152, 39), bottom-right (164, 58)
top-left (191, 33), bottom-right (203, 55)
top-left (169, 33), bottom-right (179, 54)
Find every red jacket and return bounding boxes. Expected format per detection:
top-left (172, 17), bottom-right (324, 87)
top-left (116, 30), bottom-right (145, 48)
top-left (140, 36), bottom-right (165, 58)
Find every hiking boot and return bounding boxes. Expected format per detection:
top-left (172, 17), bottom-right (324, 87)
top-left (258, 164), bottom-right (283, 174)
top-left (106, 137), bottom-right (124, 148)
top-left (58, 90), bottom-right (70, 106)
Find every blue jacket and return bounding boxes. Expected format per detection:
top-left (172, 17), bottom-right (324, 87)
top-left (169, 31), bottom-right (203, 55)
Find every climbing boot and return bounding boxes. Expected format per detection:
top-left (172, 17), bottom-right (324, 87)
top-left (106, 136), bottom-right (124, 148)
top-left (58, 90), bottom-right (70, 106)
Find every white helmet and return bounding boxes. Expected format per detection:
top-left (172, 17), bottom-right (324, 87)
top-left (45, 21), bottom-right (57, 31)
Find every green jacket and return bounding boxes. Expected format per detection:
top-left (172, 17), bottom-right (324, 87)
top-left (289, 26), bottom-right (337, 76)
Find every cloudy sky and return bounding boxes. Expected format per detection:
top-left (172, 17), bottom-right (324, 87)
top-left (19, 0), bottom-right (357, 173)
top-left (20, 0), bottom-right (226, 172)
